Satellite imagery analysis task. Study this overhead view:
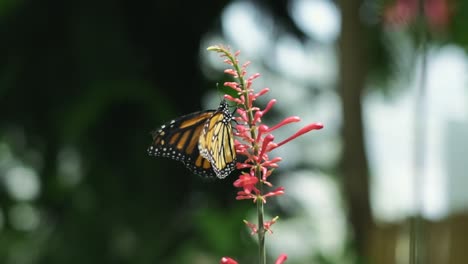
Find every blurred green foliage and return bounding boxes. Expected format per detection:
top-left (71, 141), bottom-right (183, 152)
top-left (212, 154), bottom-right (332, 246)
top-left (0, 0), bottom-right (262, 263)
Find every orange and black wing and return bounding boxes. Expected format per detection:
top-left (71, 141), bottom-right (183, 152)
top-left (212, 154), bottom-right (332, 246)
top-left (147, 109), bottom-right (218, 178)
top-left (198, 100), bottom-right (236, 179)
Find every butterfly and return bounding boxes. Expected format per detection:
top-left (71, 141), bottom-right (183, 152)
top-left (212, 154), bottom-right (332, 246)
top-left (147, 100), bottom-right (236, 179)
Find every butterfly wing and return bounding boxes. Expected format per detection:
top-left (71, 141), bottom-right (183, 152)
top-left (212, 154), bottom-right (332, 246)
top-left (198, 100), bottom-right (237, 179)
top-left (147, 109), bottom-right (218, 178)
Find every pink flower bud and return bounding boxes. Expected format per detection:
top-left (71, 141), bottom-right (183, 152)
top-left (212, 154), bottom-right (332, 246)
top-left (223, 59), bottom-right (233, 65)
top-left (261, 99), bottom-right (276, 116)
top-left (275, 254), bottom-right (288, 264)
top-left (247, 73), bottom-right (261, 82)
top-left (255, 88), bottom-right (270, 98)
top-left (258, 134), bottom-right (275, 160)
top-left (220, 257), bottom-right (238, 264)
top-left (263, 187), bottom-right (285, 200)
top-left (224, 69), bottom-right (238, 77)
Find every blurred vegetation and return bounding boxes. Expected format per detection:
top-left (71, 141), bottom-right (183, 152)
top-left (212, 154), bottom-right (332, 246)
top-left (1, 0), bottom-right (468, 264)
top-left (0, 0), bottom-right (252, 263)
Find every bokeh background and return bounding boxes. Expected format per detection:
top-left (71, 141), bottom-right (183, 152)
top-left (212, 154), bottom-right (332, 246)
top-left (1, 0), bottom-right (467, 263)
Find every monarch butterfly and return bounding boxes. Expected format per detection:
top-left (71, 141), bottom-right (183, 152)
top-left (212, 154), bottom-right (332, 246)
top-left (147, 100), bottom-right (236, 179)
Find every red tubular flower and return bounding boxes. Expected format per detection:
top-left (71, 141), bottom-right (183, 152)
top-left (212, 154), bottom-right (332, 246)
top-left (233, 173), bottom-right (259, 195)
top-left (274, 122), bottom-right (324, 149)
top-left (244, 220), bottom-right (258, 234)
top-left (220, 257), bottom-right (238, 264)
top-left (266, 116), bottom-right (301, 133)
top-left (224, 69), bottom-right (238, 77)
top-left (424, 0), bottom-right (451, 29)
top-left (258, 134), bottom-right (275, 162)
top-left (275, 254), bottom-right (288, 264)
top-left (262, 187), bottom-right (285, 201)
top-left (224, 82), bottom-right (242, 91)
top-left (235, 191), bottom-right (257, 202)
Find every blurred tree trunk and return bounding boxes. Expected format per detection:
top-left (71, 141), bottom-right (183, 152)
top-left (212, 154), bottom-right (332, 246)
top-left (338, 0), bottom-right (374, 260)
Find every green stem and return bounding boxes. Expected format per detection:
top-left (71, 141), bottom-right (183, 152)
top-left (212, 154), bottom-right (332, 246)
top-left (411, 2), bottom-right (428, 264)
top-left (221, 46), bottom-right (266, 264)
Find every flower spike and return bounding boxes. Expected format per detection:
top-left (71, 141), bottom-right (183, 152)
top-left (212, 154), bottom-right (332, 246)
top-left (209, 44), bottom-right (321, 264)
